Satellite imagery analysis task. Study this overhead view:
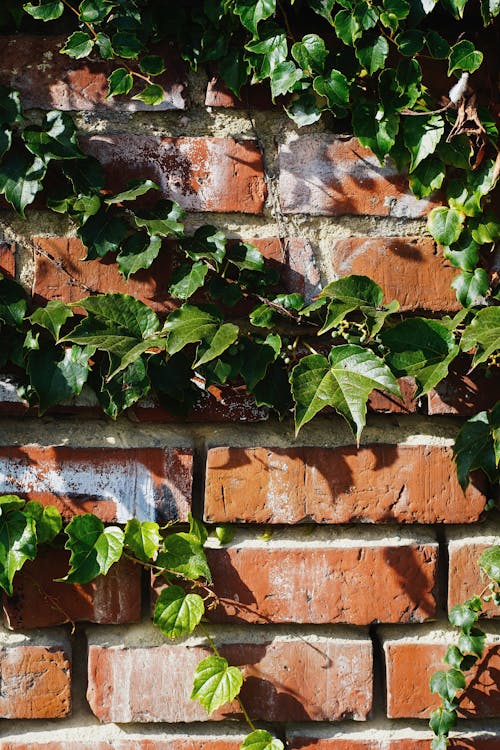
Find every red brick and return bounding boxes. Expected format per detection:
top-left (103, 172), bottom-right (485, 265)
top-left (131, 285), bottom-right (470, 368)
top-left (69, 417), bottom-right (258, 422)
top-left (2, 736), bottom-right (247, 750)
top-left (83, 135), bottom-right (266, 213)
top-left (287, 735), bottom-right (500, 749)
top-left (0, 36), bottom-right (186, 111)
top-left (205, 75), bottom-right (276, 109)
top-left (367, 376), bottom-right (418, 414)
top-left (204, 445), bottom-right (486, 524)
top-left (0, 445), bottom-right (192, 522)
top-left (384, 635), bottom-right (500, 718)
top-left (330, 237), bottom-right (459, 311)
top-left (199, 533), bottom-right (438, 624)
top-left (279, 136), bottom-right (440, 216)
top-left (0, 242), bottom-right (15, 277)
top-left (427, 358), bottom-right (500, 415)
top-left (3, 547), bottom-right (141, 630)
top-left (0, 639), bottom-right (71, 718)
top-left (448, 537), bottom-right (500, 617)
top-left (87, 628), bottom-right (372, 722)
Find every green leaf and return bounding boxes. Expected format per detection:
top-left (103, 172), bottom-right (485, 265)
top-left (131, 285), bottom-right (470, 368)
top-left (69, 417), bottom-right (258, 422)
top-left (444, 645), bottom-right (464, 669)
top-left (214, 525), bottom-right (234, 545)
top-left (107, 68), bottom-right (134, 97)
top-left (286, 89), bottom-right (323, 126)
top-left (430, 669), bottom-right (466, 702)
top-left (132, 84), bottom-right (166, 106)
top-left (0, 275), bottom-right (28, 328)
top-left (0, 86), bottom-right (22, 125)
top-left (443, 232), bottom-right (480, 272)
top-left (189, 513), bottom-right (209, 545)
top-left (352, 100), bottom-right (399, 163)
top-left (449, 603), bottom-right (479, 630)
top-left (292, 34), bottom-right (328, 74)
top-left (30, 300), bottom-right (73, 341)
top-left (61, 31), bottom-right (94, 58)
top-left (79, 0), bottom-right (110, 23)
top-left (0, 151), bottom-right (46, 217)
top-left (458, 628), bottom-right (486, 658)
top-left (451, 269), bottom-right (489, 308)
top-left (23, 501), bottom-right (62, 545)
top-left (63, 156), bottom-right (105, 194)
top-left (479, 546), bottom-right (500, 584)
top-left (426, 30), bottom-right (450, 59)
top-left (0, 511), bottom-right (37, 595)
top-left (124, 518), bottom-right (160, 562)
top-left (427, 207), bottom-right (465, 246)
top-left (139, 55), bottom-right (166, 76)
top-left (0, 495), bottom-right (26, 514)
top-left (355, 34), bottom-right (389, 74)
top-left (481, 0), bottom-right (500, 22)
top-left (163, 304), bottom-right (237, 362)
top-left (453, 410), bottom-right (498, 487)
top-left (270, 61), bottom-right (303, 99)
top-left (246, 31), bottom-right (287, 81)
top-left (334, 9), bottom-right (361, 45)
top-left (395, 29), bottom-right (425, 56)
top-left (158, 532), bottom-right (211, 581)
top-left (191, 655), bottom-right (244, 714)
top-left (23, 0), bottom-right (64, 20)
top-left (106, 179), bottom-right (159, 204)
top-left (290, 347), bottom-right (400, 440)
top-left (61, 514), bottom-right (124, 584)
top-left (153, 585), bottom-right (205, 638)
top-left (133, 200), bottom-right (185, 237)
top-left (461, 307), bottom-right (500, 367)
top-left (313, 70), bottom-right (349, 111)
top-left (308, 0), bottom-right (335, 23)
top-left (112, 32), bottom-right (142, 59)
top-left (27, 345), bottom-right (93, 413)
top-left (170, 262), bottom-right (209, 300)
top-left (117, 233), bottom-right (162, 279)
top-left (408, 157), bottom-right (446, 199)
top-left (234, 0), bottom-right (276, 36)
top-left (97, 358), bottom-right (151, 418)
top-left (429, 706), bottom-right (457, 736)
top-left (23, 111), bottom-right (83, 162)
top-left (239, 334), bottom-right (281, 390)
top-left (241, 730), bottom-right (285, 750)
top-left (78, 210), bottom-right (129, 259)
top-left (75, 293), bottom-right (159, 338)
top-left (381, 318), bottom-right (459, 395)
top-left (95, 31), bottom-right (113, 59)
top-left (470, 216), bottom-right (500, 244)
top-left (403, 114), bottom-right (445, 172)
top-left (448, 40), bottom-right (483, 75)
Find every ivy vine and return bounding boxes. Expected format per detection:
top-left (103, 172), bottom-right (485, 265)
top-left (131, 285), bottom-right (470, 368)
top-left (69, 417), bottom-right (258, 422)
top-left (0, 1), bottom-right (499, 748)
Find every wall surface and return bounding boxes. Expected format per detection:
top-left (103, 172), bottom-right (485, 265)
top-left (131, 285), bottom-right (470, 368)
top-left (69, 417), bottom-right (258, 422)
top-left (0, 36), bottom-right (499, 749)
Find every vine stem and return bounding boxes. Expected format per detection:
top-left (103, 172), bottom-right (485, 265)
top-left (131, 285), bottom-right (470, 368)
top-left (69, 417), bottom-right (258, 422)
top-left (199, 622), bottom-right (256, 732)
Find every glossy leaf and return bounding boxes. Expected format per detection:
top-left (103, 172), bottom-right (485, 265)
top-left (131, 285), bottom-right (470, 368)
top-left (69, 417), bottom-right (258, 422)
top-left (61, 514), bottom-right (124, 584)
top-left (241, 730), bottom-right (285, 750)
top-left (23, 0), bottom-right (63, 20)
top-left (0, 511), bottom-right (37, 595)
top-left (427, 207), bottom-right (465, 246)
top-left (107, 68), bottom-right (134, 97)
top-left (0, 152), bottom-right (46, 217)
top-left (106, 179), bottom-right (159, 204)
top-left (132, 84), bottom-right (166, 105)
top-left (61, 31), bottom-right (94, 58)
top-left (479, 546), bottom-right (500, 584)
top-left (24, 501), bottom-right (62, 545)
top-left (117, 232), bottom-right (163, 279)
top-left (448, 40), bottom-right (483, 75)
top-left (234, 0), bottom-right (276, 36)
top-left (169, 262), bottom-right (209, 300)
top-left (153, 585), bottom-right (205, 639)
top-left (461, 307), bottom-right (500, 367)
top-left (0, 275), bottom-right (28, 328)
top-left (27, 344), bottom-right (93, 413)
top-left (430, 669), bottom-right (466, 702)
top-left (30, 300), bottom-right (73, 341)
top-left (453, 410), bottom-right (498, 487)
top-left (158, 532), bottom-right (212, 581)
top-left (191, 655), bottom-right (243, 714)
top-left (133, 200), bottom-right (184, 237)
top-left (23, 111), bottom-right (83, 161)
top-left (124, 518), bottom-right (160, 562)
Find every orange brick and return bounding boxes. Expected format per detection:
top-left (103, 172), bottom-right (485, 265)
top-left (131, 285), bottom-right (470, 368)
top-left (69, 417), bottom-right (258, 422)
top-left (330, 237), bottom-right (459, 311)
top-left (287, 735), bottom-right (500, 749)
top-left (204, 445), bottom-right (485, 524)
top-left (447, 536), bottom-right (500, 617)
top-left (2, 737), bottom-right (247, 750)
top-left (384, 634), bottom-right (500, 718)
top-left (0, 242), bottom-right (15, 277)
top-left (0, 445), bottom-right (192, 522)
top-left (87, 627), bottom-right (372, 723)
top-left (428, 358), bottom-right (500, 415)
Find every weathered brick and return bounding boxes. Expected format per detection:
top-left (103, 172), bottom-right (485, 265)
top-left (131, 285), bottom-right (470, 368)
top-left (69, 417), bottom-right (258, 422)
top-left (2, 733), bottom-right (247, 750)
top-left (427, 358), bottom-right (500, 415)
top-left (3, 547), bottom-right (141, 630)
top-left (0, 631), bottom-right (71, 719)
top-left (198, 530), bottom-right (438, 625)
top-left (0, 241), bottom-right (15, 277)
top-left (87, 625), bottom-right (372, 722)
top-left (367, 376), bottom-right (418, 414)
top-left (83, 135), bottom-right (266, 213)
top-left (447, 534), bottom-right (500, 617)
top-left (205, 75), bottom-right (276, 109)
top-left (287, 733), bottom-right (500, 749)
top-left (279, 136), bottom-right (440, 216)
top-left (0, 446), bottom-right (192, 522)
top-left (204, 445), bottom-right (485, 524)
top-left (383, 629), bottom-right (500, 718)
top-left (330, 237), bottom-right (458, 311)
top-left (0, 35), bottom-right (186, 111)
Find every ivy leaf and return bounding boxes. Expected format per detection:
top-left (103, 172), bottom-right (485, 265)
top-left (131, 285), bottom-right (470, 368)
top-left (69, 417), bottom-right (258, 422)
top-left (189, 513), bottom-right (209, 546)
top-left (139, 55), bottom-right (166, 76)
top-left (0, 275), bottom-right (28, 328)
top-left (23, 1), bottom-right (64, 20)
top-left (290, 348), bottom-right (400, 440)
top-left (23, 111), bottom-right (84, 162)
top-left (451, 269), bottom-right (489, 308)
top-left (0, 127), bottom-right (11, 160)
top-left (157, 532), bottom-right (211, 581)
top-left (395, 29), bottom-right (425, 56)
top-left (292, 34), bottom-right (328, 74)
top-left (106, 179), bottom-right (159, 204)
top-left (334, 10), bottom-right (361, 45)
top-left (427, 207), bottom-right (465, 246)
top-left (352, 99), bottom-right (399, 163)
top-left (75, 293), bottom-right (159, 338)
top-left (112, 32), bottom-right (142, 59)
top-left (381, 318), bottom-right (459, 395)
top-left (443, 232), bottom-right (480, 272)
top-left (180, 226), bottom-right (226, 266)
top-left (408, 157), bottom-right (446, 199)
top-left (163, 304), bottom-right (238, 365)
top-left (308, 0), bottom-right (335, 23)
top-left (61, 31), bottom-right (94, 58)
top-left (153, 585), bottom-right (205, 639)
top-left (448, 40), bottom-right (483, 75)
top-left (239, 334), bottom-right (281, 391)
top-left (403, 114), bottom-right (444, 172)
top-left (124, 518), bottom-right (160, 562)
top-left (132, 84), bottom-right (166, 106)
top-left (117, 233), bottom-right (162, 279)
top-left (234, 0), bottom-right (276, 37)
top-left (0, 87), bottom-right (22, 125)
top-left (429, 707), bottom-right (457, 736)
top-left (286, 89), bottom-right (323, 126)
top-left (30, 300), bottom-right (73, 341)
top-left (0, 495), bottom-right (26, 514)
top-left (458, 628), bottom-right (486, 658)
top-left (479, 546), bottom-right (500, 584)
top-left (107, 68), bottom-right (134, 97)
top-left (430, 669), bottom-right (466, 702)
top-left (78, 210), bottom-right (129, 259)
top-left (313, 69), bottom-right (349, 111)
top-left (241, 730), bottom-right (285, 750)
top-left (461, 307), bottom-right (500, 367)
top-left (0, 151), bottom-right (46, 217)
top-left (79, 0), bottom-right (110, 23)
top-left (426, 30), bottom-right (450, 59)
top-left (97, 358), bottom-right (151, 419)
top-left (318, 275), bottom-right (396, 337)
top-left (0, 511), bottom-right (37, 595)
top-left (270, 61), bottom-right (303, 99)
top-left (133, 200), bottom-right (185, 237)
top-left (470, 216), bottom-right (500, 244)
top-left (246, 31), bottom-right (288, 81)
top-left (27, 344), bottom-right (93, 413)
top-left (445, 0), bottom-right (468, 17)
top-left (191, 655), bottom-right (244, 714)
top-left (63, 156), bottom-right (105, 195)
top-left (169, 262), bottom-right (209, 300)
top-left (61, 514), bottom-right (124, 584)
top-left (23, 501), bottom-right (62, 545)
top-left (453, 410), bottom-right (498, 487)
top-left (355, 34), bottom-right (389, 74)
top-left (481, 0), bottom-right (500, 23)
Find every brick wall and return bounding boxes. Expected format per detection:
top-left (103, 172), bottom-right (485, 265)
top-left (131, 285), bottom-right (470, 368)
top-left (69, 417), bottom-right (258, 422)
top-left (0, 37), bottom-right (499, 749)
